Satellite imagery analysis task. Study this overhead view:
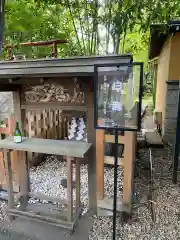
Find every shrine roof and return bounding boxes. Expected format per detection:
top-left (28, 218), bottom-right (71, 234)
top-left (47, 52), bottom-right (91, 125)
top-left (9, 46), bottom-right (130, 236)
top-left (0, 54), bottom-right (132, 80)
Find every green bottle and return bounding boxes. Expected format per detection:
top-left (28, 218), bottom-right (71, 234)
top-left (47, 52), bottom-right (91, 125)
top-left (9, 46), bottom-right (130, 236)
top-left (14, 121), bottom-right (22, 143)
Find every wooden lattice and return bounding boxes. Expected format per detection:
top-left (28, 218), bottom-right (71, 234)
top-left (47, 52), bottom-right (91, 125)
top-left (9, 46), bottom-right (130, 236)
top-left (23, 109), bottom-right (71, 139)
top-left (23, 109), bottom-right (86, 140)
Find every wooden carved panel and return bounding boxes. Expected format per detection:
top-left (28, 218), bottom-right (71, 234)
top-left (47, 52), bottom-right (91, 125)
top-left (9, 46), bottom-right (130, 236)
top-left (23, 82), bottom-right (84, 103)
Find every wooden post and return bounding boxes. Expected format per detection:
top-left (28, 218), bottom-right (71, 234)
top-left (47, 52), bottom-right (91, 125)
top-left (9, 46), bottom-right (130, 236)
top-left (122, 131), bottom-right (137, 212)
top-left (95, 129), bottom-right (137, 212)
top-left (4, 149), bottom-right (14, 209)
top-left (96, 129), bottom-right (105, 200)
top-left (75, 158), bottom-right (80, 210)
top-left (67, 156), bottom-right (73, 222)
top-left (18, 151), bottom-right (30, 210)
top-left (52, 43), bottom-right (57, 58)
top-left (85, 88), bottom-right (97, 213)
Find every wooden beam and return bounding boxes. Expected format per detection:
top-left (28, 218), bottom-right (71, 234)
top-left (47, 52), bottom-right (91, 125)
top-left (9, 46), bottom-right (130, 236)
top-left (104, 156), bottom-right (124, 166)
top-left (15, 191), bottom-right (76, 206)
top-left (21, 103), bottom-right (88, 112)
top-left (0, 84), bottom-right (20, 91)
top-left (5, 39), bottom-right (67, 49)
top-left (105, 134), bottom-right (125, 144)
top-left (148, 57), bottom-right (159, 64)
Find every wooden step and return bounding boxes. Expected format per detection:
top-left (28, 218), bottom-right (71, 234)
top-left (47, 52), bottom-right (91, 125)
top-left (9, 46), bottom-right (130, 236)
top-left (145, 131), bottom-right (163, 147)
top-left (97, 196), bottom-right (130, 216)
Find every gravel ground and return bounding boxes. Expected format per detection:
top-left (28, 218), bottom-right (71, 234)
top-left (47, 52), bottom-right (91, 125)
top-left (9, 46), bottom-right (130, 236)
top-left (89, 145), bottom-right (180, 240)
top-left (0, 145), bottom-right (180, 239)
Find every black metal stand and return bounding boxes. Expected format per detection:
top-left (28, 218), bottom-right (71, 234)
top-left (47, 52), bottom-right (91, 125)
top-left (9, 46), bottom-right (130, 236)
top-left (172, 83), bottom-right (180, 183)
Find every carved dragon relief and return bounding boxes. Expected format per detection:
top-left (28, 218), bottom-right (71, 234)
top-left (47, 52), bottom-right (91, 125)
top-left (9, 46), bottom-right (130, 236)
top-left (23, 83), bottom-right (84, 103)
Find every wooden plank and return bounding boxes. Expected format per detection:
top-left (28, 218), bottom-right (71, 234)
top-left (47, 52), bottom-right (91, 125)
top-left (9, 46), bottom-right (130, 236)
top-left (105, 134), bottom-right (125, 144)
top-left (15, 191), bottom-right (76, 206)
top-left (21, 103), bottom-right (88, 112)
top-left (4, 150), bottom-right (14, 210)
top-left (96, 129), bottom-right (105, 200)
top-left (7, 208), bottom-right (74, 230)
top-left (42, 110), bottom-right (47, 138)
top-left (35, 110), bottom-right (41, 138)
top-left (75, 158), bottom-right (80, 210)
top-left (26, 110), bottom-right (34, 164)
top-left (49, 110), bottom-right (53, 139)
top-left (0, 152), bottom-right (5, 186)
top-left (97, 197), bottom-right (130, 213)
top-left (0, 84), bottom-right (20, 91)
top-left (123, 132), bottom-right (137, 212)
top-left (0, 137), bottom-right (92, 158)
top-left (5, 39), bottom-right (67, 48)
top-left (11, 150), bottom-right (19, 188)
top-left (145, 131), bottom-right (163, 147)
top-left (13, 90), bottom-right (22, 131)
top-left (104, 156), bottom-right (124, 166)
top-left (67, 156), bottom-right (73, 222)
top-left (54, 110), bottom-right (58, 139)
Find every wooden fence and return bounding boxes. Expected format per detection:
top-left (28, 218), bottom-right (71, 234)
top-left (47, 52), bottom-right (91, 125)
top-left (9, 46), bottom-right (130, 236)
top-left (0, 115), bottom-right (20, 191)
top-left (23, 109), bottom-right (70, 139)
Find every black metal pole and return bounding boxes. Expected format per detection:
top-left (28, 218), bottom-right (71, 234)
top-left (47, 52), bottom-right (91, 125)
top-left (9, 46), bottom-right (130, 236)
top-left (113, 129), bottom-right (119, 240)
top-left (172, 82), bottom-right (180, 184)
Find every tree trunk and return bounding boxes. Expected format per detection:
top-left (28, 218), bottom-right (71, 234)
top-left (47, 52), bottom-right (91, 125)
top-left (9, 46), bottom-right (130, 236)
top-left (114, 33), bottom-right (121, 54)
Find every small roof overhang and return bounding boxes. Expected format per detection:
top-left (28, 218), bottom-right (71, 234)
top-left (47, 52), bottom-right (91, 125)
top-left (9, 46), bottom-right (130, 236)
top-left (148, 20), bottom-right (180, 60)
top-left (0, 54), bottom-right (132, 80)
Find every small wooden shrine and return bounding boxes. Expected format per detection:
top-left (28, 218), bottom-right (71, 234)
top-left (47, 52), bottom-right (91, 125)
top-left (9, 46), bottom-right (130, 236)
top-left (0, 50), bottom-right (137, 216)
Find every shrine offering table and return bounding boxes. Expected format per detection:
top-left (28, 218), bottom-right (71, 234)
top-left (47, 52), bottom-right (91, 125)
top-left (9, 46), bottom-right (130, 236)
top-left (0, 136), bottom-right (92, 230)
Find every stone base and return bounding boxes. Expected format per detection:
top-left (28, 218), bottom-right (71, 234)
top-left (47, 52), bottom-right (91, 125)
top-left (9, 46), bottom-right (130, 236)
top-left (7, 213), bottom-right (93, 240)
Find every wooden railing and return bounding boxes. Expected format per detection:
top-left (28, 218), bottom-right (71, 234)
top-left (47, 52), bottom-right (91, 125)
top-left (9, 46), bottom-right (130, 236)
top-left (4, 39), bottom-right (67, 60)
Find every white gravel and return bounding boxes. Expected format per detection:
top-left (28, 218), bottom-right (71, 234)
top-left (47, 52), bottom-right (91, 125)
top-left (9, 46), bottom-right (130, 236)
top-left (0, 146), bottom-right (180, 239)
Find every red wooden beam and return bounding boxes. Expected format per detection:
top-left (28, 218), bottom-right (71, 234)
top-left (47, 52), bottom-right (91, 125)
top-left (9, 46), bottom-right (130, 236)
top-left (4, 39), bottom-right (67, 49)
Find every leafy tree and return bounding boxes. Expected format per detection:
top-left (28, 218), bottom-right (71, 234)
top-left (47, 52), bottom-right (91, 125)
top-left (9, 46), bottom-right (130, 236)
top-left (4, 0), bottom-right (77, 58)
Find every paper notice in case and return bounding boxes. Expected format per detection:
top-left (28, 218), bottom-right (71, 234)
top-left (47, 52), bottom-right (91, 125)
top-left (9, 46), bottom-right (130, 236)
top-left (112, 80), bottom-right (122, 92)
top-left (111, 101), bottom-right (122, 112)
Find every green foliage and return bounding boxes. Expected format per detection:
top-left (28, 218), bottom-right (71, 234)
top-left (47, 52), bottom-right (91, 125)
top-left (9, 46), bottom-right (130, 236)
top-left (4, 0), bottom-right (180, 58)
top-left (4, 0), bottom-right (79, 58)
top-left (3, 0), bottom-right (180, 83)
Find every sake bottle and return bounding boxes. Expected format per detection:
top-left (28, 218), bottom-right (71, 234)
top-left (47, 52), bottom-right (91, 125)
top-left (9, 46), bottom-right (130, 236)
top-left (14, 121), bottom-right (22, 143)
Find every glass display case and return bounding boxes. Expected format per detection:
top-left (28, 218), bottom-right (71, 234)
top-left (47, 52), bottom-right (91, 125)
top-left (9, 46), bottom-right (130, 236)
top-left (94, 63), bottom-right (143, 131)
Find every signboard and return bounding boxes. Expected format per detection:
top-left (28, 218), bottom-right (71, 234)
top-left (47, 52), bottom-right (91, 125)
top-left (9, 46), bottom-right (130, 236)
top-left (94, 62), bottom-right (143, 131)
